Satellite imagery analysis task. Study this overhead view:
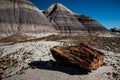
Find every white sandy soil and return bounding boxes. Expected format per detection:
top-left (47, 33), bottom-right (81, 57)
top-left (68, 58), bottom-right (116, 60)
top-left (0, 41), bottom-right (119, 80)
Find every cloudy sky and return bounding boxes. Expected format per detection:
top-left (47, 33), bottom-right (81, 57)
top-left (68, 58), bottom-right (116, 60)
top-left (30, 0), bottom-right (120, 29)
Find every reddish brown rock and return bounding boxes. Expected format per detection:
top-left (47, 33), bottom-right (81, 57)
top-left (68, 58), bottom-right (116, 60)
top-left (50, 43), bottom-right (104, 70)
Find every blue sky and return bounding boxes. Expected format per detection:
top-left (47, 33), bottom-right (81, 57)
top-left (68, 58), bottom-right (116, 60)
top-left (30, 0), bottom-right (120, 29)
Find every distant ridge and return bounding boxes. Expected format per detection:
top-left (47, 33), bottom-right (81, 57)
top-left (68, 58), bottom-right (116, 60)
top-left (43, 3), bottom-right (86, 33)
top-left (74, 14), bottom-right (109, 33)
top-left (43, 3), bottom-right (109, 34)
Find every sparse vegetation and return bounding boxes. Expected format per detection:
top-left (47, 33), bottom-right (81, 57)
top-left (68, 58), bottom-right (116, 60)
top-left (0, 34), bottom-right (120, 53)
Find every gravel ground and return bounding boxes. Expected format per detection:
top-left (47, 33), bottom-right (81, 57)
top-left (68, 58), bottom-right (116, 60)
top-left (3, 48), bottom-right (120, 80)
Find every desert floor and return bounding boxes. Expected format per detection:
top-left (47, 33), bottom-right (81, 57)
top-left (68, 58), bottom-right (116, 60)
top-left (0, 34), bottom-right (120, 80)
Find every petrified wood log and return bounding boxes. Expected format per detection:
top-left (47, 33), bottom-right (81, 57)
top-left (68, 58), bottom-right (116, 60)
top-left (50, 43), bottom-right (104, 70)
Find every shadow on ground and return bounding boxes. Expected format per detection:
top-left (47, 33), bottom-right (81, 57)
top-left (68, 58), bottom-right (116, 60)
top-left (28, 61), bottom-right (91, 75)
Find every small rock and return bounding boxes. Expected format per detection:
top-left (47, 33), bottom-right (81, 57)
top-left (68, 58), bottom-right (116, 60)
top-left (106, 72), bottom-right (111, 75)
top-left (112, 72), bottom-right (119, 78)
top-left (31, 66), bottom-right (36, 69)
top-left (15, 59), bottom-right (20, 63)
top-left (47, 60), bottom-right (55, 68)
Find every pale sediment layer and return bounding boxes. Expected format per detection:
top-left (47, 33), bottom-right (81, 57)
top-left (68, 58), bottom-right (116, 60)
top-left (0, 23), bottom-right (56, 38)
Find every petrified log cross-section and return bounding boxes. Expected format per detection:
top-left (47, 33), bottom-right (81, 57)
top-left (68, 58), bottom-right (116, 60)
top-left (50, 43), bottom-right (104, 70)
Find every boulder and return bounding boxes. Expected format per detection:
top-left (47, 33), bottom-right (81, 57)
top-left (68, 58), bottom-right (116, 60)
top-left (50, 43), bottom-right (104, 70)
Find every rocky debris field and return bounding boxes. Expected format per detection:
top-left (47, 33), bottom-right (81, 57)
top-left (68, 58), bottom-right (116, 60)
top-left (1, 34), bottom-right (120, 53)
top-left (40, 34), bottom-right (120, 53)
top-left (0, 34), bottom-right (120, 80)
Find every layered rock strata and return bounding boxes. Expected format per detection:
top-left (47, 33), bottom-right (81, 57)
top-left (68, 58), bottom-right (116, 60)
top-left (43, 3), bottom-right (109, 34)
top-left (43, 3), bottom-right (86, 33)
top-left (74, 14), bottom-right (109, 33)
top-left (0, 0), bottom-right (56, 38)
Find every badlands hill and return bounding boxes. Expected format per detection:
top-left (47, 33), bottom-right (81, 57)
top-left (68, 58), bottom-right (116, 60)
top-left (74, 14), bottom-right (109, 33)
top-left (0, 1), bottom-right (110, 38)
top-left (0, 0), bottom-right (56, 38)
top-left (43, 3), bottom-right (86, 33)
top-left (43, 3), bottom-right (109, 34)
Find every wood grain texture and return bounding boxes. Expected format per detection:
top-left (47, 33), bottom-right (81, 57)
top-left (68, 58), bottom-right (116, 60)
top-left (50, 43), bottom-right (104, 70)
